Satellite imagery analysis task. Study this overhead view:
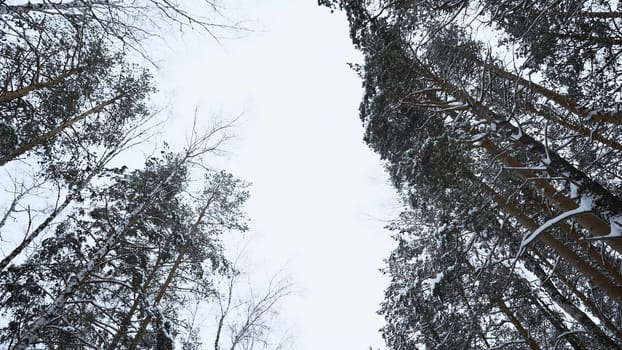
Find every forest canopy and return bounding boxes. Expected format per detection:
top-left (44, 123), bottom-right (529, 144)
top-left (319, 0), bottom-right (622, 349)
top-left (0, 1), bottom-right (292, 349)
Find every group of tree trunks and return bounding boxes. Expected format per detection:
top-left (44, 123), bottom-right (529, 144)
top-left (320, 0), bottom-right (622, 349)
top-left (0, 2), bottom-right (288, 349)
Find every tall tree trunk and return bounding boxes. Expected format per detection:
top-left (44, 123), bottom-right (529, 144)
top-left (412, 61), bottom-right (622, 238)
top-left (11, 152), bottom-right (192, 350)
top-left (496, 299), bottom-right (541, 350)
top-left (519, 184), bottom-right (622, 285)
top-left (0, 94), bottom-right (123, 166)
top-left (128, 197), bottom-right (213, 349)
top-left (524, 251), bottom-right (622, 348)
top-left (480, 138), bottom-right (622, 250)
top-left (485, 63), bottom-right (622, 125)
top-left (106, 251), bottom-right (167, 350)
top-left (0, 67), bottom-right (83, 103)
top-left (477, 178), bottom-right (622, 304)
top-left (532, 248), bottom-right (622, 342)
top-left (530, 293), bottom-right (586, 350)
top-left (526, 104), bottom-right (622, 153)
top-left (413, 81), bottom-right (622, 247)
top-left (426, 66), bottom-right (622, 229)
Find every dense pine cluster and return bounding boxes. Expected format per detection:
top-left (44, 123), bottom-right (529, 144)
top-left (0, 2), bottom-right (251, 349)
top-left (321, 0), bottom-right (622, 349)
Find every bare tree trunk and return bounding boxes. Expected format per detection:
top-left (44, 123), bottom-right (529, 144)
top-left (214, 276), bottom-right (235, 350)
top-left (496, 299), bottom-right (541, 350)
top-left (0, 194), bottom-right (73, 271)
top-left (480, 138), bottom-right (622, 250)
top-left (479, 178), bottom-right (622, 304)
top-left (524, 251), bottom-right (622, 348)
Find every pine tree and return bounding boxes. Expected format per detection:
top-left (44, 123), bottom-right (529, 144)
top-left (1, 142), bottom-right (249, 348)
top-left (320, 0), bottom-right (622, 348)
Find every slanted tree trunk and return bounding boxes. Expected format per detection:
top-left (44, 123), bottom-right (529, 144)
top-left (106, 251), bottom-right (167, 350)
top-left (484, 62), bottom-right (622, 125)
top-left (0, 67), bottom-right (84, 103)
top-left (530, 293), bottom-right (587, 350)
top-left (128, 197), bottom-right (213, 349)
top-left (0, 94), bottom-right (123, 166)
top-left (524, 251), bottom-right (622, 348)
top-left (423, 65), bottom-right (622, 229)
top-left (496, 299), bottom-right (541, 350)
top-left (532, 248), bottom-right (622, 342)
top-left (480, 138), bottom-right (622, 250)
top-left (0, 144), bottom-right (124, 271)
top-left (403, 63), bottom-right (622, 244)
top-left (477, 178), bottom-right (622, 304)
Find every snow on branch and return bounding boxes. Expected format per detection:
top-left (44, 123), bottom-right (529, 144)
top-left (519, 196), bottom-right (593, 249)
top-left (502, 166), bottom-right (548, 171)
top-left (583, 214), bottom-right (622, 241)
top-left (485, 340), bottom-right (529, 350)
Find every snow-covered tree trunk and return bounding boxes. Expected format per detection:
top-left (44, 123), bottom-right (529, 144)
top-left (10, 144), bottom-right (206, 348)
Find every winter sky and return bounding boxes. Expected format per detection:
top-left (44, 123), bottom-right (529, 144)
top-left (148, 1), bottom-right (400, 349)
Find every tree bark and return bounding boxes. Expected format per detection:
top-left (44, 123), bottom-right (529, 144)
top-left (478, 179), bottom-right (622, 305)
top-left (481, 138), bottom-right (622, 251)
top-left (425, 66), bottom-right (622, 230)
top-left (106, 251), bottom-right (167, 350)
top-left (531, 294), bottom-right (586, 350)
top-left (128, 196), bottom-right (213, 350)
top-left (0, 94), bottom-right (123, 166)
top-left (496, 299), bottom-right (541, 350)
top-left (0, 68), bottom-right (83, 103)
top-left (541, 254), bottom-right (622, 342)
top-left (485, 63), bottom-right (622, 126)
top-left (524, 251), bottom-right (621, 348)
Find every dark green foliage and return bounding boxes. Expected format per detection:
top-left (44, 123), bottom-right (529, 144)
top-left (321, 0), bottom-right (622, 349)
top-left (0, 4), bottom-right (156, 194)
top-left (0, 152), bottom-right (250, 348)
top-left (0, 2), bottom-right (250, 349)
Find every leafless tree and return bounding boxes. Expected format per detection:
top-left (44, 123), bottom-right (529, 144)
top-left (212, 267), bottom-right (294, 350)
top-left (0, 0), bottom-right (246, 59)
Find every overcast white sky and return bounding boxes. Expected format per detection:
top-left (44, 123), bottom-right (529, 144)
top-left (150, 1), bottom-right (401, 349)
